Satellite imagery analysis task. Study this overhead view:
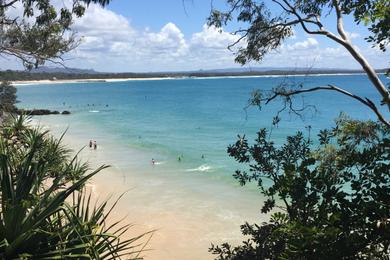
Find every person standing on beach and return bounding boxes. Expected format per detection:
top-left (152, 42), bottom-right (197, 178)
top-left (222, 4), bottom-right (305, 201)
top-left (93, 141), bottom-right (97, 150)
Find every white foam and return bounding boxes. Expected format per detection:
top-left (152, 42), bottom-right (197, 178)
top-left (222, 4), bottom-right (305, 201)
top-left (89, 110), bottom-right (100, 113)
top-left (153, 161), bottom-right (166, 165)
top-left (186, 164), bottom-right (211, 172)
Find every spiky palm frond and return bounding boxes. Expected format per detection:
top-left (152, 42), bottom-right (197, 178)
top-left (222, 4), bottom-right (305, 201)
top-left (0, 115), bottom-right (150, 259)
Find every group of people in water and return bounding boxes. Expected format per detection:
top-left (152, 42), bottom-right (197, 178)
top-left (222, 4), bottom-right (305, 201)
top-left (151, 154), bottom-right (205, 165)
top-left (89, 140), bottom-right (98, 150)
top-left (61, 102), bottom-right (110, 110)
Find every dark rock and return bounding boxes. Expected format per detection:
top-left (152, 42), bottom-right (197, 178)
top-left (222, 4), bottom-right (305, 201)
top-left (16, 109), bottom-right (70, 116)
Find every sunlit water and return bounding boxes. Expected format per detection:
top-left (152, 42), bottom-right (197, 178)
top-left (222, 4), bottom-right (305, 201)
top-left (16, 74), bottom-right (389, 259)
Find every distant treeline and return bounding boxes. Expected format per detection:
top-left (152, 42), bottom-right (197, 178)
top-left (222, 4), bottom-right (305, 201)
top-left (0, 69), bottom-right (388, 81)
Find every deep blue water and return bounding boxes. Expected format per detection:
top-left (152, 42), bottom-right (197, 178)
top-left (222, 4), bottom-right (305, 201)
top-left (16, 74), bottom-right (389, 176)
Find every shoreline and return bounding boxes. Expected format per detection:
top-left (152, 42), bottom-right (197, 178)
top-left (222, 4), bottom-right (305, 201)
top-left (12, 77), bottom-right (179, 86)
top-left (19, 73), bottom-right (388, 259)
top-left (31, 116), bottom-right (263, 260)
top-left (11, 72), bottom-right (371, 86)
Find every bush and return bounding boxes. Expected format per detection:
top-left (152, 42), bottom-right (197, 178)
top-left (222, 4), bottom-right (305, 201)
top-left (0, 81), bottom-right (17, 114)
top-left (0, 115), bottom-right (151, 259)
top-left (210, 116), bottom-right (390, 259)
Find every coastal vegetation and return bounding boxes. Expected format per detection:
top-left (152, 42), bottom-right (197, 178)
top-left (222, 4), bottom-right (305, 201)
top-left (0, 68), bottom-right (387, 82)
top-left (0, 82), bottom-right (17, 115)
top-left (0, 115), bottom-right (149, 258)
top-left (208, 0), bottom-right (390, 259)
top-left (0, 0), bottom-right (112, 70)
top-left (0, 0), bottom-right (150, 259)
top-left (211, 116), bottom-right (390, 259)
top-left (0, 0), bottom-right (388, 259)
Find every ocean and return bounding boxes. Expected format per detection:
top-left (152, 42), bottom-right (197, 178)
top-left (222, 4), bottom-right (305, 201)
top-left (16, 74), bottom-right (389, 259)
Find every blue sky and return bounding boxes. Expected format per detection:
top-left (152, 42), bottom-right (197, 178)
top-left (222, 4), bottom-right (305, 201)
top-left (1, 0), bottom-right (389, 72)
top-left (106, 1), bottom-right (214, 35)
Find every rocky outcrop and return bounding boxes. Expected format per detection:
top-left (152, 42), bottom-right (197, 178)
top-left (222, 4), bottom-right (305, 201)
top-left (16, 109), bottom-right (71, 116)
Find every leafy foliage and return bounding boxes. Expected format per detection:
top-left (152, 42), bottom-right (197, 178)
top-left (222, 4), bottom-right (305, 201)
top-left (208, 0), bottom-right (390, 64)
top-left (208, 0), bottom-right (390, 127)
top-left (0, 81), bottom-right (17, 114)
top-left (352, 0), bottom-right (390, 51)
top-left (0, 115), bottom-right (150, 259)
top-left (210, 116), bottom-right (390, 259)
top-left (0, 0), bottom-right (110, 69)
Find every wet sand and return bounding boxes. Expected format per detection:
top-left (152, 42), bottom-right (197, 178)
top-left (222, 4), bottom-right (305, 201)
top-left (31, 119), bottom-right (265, 260)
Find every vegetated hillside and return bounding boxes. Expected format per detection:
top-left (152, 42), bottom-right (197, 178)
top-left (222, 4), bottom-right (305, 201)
top-left (29, 66), bottom-right (99, 74)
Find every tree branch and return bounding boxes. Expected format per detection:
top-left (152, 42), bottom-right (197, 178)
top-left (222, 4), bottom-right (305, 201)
top-left (280, 0), bottom-right (390, 110)
top-left (211, 0), bottom-right (390, 113)
top-left (265, 84), bottom-right (390, 128)
top-left (0, 0), bottom-right (18, 9)
top-left (332, 0), bottom-right (348, 41)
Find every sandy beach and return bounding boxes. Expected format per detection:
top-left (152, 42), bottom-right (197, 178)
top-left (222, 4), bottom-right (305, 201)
top-left (10, 72), bottom-right (370, 87)
top-left (11, 77), bottom-right (180, 86)
top-left (31, 117), bottom-right (263, 260)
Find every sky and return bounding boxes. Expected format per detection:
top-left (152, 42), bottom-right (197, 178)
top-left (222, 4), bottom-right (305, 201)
top-left (1, 0), bottom-right (389, 72)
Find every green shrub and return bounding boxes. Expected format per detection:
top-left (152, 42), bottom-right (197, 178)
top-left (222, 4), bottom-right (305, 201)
top-left (210, 116), bottom-right (390, 259)
top-left (0, 115), bottom-right (151, 259)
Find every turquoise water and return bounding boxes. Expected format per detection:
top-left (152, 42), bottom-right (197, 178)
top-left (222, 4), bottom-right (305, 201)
top-left (17, 74), bottom-right (389, 178)
top-left (15, 74), bottom-right (389, 259)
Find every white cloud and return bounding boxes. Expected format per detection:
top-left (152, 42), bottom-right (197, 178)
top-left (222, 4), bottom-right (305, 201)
top-left (65, 7), bottom-right (242, 72)
top-left (345, 31), bottom-right (360, 39)
top-left (287, 38), bottom-right (319, 51)
top-left (72, 4), bottom-right (135, 53)
top-left (140, 23), bottom-right (189, 57)
top-left (0, 3), bottom-right (388, 72)
top-left (191, 25), bottom-right (241, 49)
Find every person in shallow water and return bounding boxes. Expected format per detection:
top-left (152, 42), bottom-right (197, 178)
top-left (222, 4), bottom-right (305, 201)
top-left (93, 141), bottom-right (97, 150)
top-left (89, 140), bottom-right (93, 148)
top-left (151, 158), bottom-right (155, 165)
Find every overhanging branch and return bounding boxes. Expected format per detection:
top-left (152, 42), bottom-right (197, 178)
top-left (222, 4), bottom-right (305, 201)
top-left (265, 85), bottom-right (390, 128)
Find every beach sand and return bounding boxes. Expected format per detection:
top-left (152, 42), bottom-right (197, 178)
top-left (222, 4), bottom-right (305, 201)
top-left (12, 77), bottom-right (179, 86)
top-left (11, 72), bottom-right (369, 86)
top-left (32, 119), bottom-right (264, 260)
